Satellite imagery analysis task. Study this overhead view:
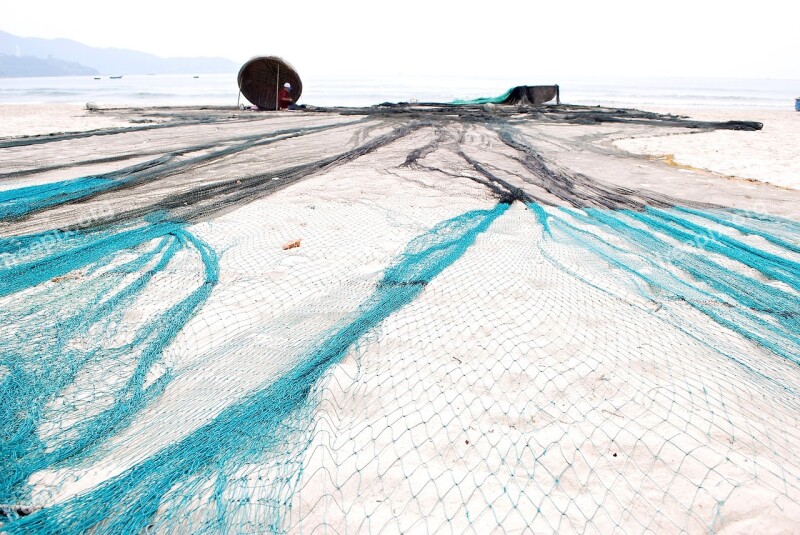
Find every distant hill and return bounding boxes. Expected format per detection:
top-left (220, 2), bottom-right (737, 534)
top-left (0, 54), bottom-right (99, 77)
top-left (0, 30), bottom-right (238, 76)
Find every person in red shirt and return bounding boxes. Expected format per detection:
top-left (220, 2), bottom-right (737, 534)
top-left (278, 82), bottom-right (293, 110)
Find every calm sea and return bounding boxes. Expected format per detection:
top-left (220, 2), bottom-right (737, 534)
top-left (0, 74), bottom-right (797, 109)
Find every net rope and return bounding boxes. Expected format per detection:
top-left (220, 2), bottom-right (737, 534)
top-left (0, 105), bottom-right (797, 533)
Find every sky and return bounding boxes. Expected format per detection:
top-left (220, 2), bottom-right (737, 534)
top-left (3, 0), bottom-right (799, 79)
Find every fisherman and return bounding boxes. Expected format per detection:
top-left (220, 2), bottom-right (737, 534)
top-left (278, 82), bottom-right (293, 110)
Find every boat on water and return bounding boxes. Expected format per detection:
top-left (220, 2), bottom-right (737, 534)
top-left (110, 75), bottom-right (123, 79)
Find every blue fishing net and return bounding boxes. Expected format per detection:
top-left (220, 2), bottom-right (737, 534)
top-left (1, 109), bottom-right (797, 533)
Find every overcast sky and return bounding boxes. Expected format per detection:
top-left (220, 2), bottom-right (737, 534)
top-left (4, 0), bottom-right (798, 79)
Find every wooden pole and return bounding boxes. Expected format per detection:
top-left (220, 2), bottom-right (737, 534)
top-left (275, 64), bottom-right (280, 111)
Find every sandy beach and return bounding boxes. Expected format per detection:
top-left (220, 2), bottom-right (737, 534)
top-left (613, 108), bottom-right (800, 191)
top-left (0, 103), bottom-right (136, 139)
top-left (1, 101), bottom-right (798, 534)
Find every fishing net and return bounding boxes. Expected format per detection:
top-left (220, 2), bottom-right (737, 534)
top-left (1, 104), bottom-right (798, 533)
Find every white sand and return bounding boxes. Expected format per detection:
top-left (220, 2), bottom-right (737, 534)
top-left (0, 103), bottom-right (134, 138)
top-left (614, 108), bottom-right (800, 191)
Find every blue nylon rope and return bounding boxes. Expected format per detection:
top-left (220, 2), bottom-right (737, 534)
top-left (1, 222), bottom-right (219, 509)
top-left (3, 203), bottom-right (507, 533)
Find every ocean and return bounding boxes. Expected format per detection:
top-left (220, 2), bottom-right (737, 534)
top-left (0, 73), bottom-right (797, 109)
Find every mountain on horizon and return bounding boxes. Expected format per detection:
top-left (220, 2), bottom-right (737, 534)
top-left (0, 53), bottom-right (99, 77)
top-left (0, 30), bottom-right (238, 77)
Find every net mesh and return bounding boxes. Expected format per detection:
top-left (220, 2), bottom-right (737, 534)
top-left (0, 105), bottom-right (798, 533)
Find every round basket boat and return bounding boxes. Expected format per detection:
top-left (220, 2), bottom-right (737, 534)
top-left (237, 56), bottom-right (303, 110)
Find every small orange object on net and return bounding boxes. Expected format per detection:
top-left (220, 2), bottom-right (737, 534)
top-left (282, 239), bottom-right (301, 250)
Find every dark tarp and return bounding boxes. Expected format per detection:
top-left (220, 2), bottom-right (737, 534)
top-left (452, 85), bottom-right (560, 106)
top-left (500, 85), bottom-right (560, 105)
